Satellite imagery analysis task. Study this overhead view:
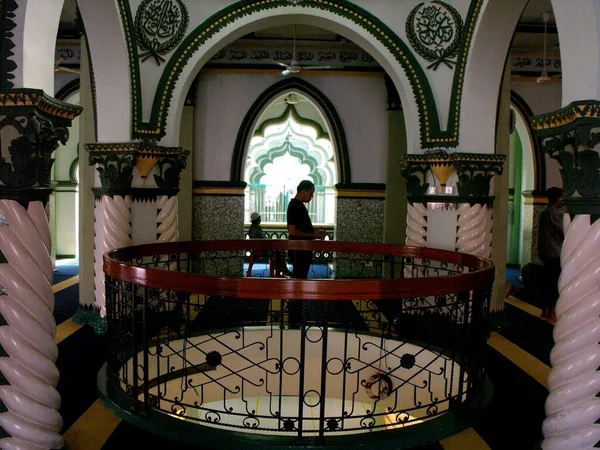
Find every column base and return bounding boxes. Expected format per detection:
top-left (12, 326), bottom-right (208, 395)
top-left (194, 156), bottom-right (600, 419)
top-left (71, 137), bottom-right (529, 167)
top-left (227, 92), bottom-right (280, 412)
top-left (73, 305), bottom-right (107, 335)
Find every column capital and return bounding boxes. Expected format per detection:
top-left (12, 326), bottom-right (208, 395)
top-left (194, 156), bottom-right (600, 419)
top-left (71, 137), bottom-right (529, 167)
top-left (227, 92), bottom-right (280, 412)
top-left (0, 89), bottom-right (82, 202)
top-left (400, 152), bottom-right (505, 205)
top-left (532, 99), bottom-right (600, 215)
top-left (86, 141), bottom-right (189, 194)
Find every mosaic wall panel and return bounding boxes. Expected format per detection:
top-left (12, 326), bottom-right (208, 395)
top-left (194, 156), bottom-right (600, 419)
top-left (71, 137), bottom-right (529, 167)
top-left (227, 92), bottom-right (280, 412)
top-left (335, 197), bottom-right (385, 278)
top-left (192, 195), bottom-right (245, 241)
top-left (521, 203), bottom-right (545, 266)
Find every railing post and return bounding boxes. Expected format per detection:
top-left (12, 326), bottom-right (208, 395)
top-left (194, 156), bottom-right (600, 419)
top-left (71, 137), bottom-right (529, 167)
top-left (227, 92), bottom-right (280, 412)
top-left (142, 285), bottom-right (150, 415)
top-left (318, 302), bottom-right (329, 439)
top-left (297, 301), bottom-right (307, 438)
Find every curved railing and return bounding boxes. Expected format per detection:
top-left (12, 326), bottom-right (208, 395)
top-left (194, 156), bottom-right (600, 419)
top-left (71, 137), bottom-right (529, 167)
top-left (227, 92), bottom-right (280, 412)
top-left (100, 240), bottom-right (494, 449)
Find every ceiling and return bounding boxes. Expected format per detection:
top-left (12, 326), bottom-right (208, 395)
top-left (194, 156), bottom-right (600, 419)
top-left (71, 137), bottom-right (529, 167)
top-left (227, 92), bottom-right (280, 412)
top-left (57, 0), bottom-right (560, 56)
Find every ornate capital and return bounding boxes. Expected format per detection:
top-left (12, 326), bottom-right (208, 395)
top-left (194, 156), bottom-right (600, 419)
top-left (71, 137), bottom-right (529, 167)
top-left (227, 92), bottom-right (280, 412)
top-left (453, 153), bottom-right (505, 197)
top-left (86, 143), bottom-right (137, 192)
top-left (400, 155), bottom-right (431, 199)
top-left (87, 142), bottom-right (189, 193)
top-left (0, 89), bottom-right (82, 202)
top-left (400, 152), bottom-right (505, 204)
top-left (533, 101), bottom-right (600, 203)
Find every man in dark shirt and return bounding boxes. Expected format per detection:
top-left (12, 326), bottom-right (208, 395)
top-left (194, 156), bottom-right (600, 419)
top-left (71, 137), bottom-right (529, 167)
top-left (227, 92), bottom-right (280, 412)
top-left (537, 186), bottom-right (564, 323)
top-left (287, 180), bottom-right (325, 278)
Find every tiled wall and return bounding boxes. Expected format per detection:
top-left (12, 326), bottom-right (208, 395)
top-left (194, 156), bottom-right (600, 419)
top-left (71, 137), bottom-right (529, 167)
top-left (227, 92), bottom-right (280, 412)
top-left (192, 195), bottom-right (245, 241)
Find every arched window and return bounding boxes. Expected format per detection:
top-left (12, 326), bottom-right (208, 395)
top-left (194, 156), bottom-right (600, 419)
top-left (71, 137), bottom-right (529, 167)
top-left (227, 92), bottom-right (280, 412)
top-left (244, 93), bottom-right (337, 225)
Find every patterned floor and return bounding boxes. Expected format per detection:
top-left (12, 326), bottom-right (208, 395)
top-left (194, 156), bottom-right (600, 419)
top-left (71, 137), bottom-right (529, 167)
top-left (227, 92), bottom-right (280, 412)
top-left (52, 261), bottom-right (551, 449)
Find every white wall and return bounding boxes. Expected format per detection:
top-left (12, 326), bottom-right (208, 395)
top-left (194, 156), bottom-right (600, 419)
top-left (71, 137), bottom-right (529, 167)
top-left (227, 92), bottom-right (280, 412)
top-left (194, 73), bottom-right (388, 183)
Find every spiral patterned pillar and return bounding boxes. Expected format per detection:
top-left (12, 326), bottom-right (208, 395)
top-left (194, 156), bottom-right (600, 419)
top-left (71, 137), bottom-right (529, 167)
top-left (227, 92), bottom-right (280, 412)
top-left (0, 92), bottom-right (81, 448)
top-left (531, 102), bottom-right (600, 449)
top-left (135, 146), bottom-right (188, 244)
top-left (400, 153), bottom-right (505, 255)
top-left (81, 144), bottom-right (137, 334)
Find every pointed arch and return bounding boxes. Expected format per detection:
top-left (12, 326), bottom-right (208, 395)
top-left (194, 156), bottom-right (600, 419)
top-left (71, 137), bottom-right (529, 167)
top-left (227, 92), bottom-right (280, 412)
top-left (231, 77), bottom-right (350, 184)
top-left (510, 90), bottom-right (545, 191)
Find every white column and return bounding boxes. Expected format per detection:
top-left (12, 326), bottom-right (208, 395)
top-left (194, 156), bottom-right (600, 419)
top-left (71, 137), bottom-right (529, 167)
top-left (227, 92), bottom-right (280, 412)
top-left (0, 200), bottom-right (63, 449)
top-left (94, 195), bottom-right (132, 318)
top-left (542, 214), bottom-right (600, 449)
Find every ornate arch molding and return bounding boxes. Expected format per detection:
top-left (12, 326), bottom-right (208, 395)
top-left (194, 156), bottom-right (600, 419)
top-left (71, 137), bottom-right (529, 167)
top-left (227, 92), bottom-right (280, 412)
top-left (231, 77), bottom-right (350, 184)
top-left (119, 0), bottom-right (484, 148)
top-left (55, 79), bottom-right (80, 101)
top-left (510, 90), bottom-right (545, 191)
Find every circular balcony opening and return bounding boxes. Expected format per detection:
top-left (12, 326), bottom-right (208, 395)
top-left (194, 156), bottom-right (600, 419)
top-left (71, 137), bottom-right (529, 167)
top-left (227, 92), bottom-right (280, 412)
top-left (100, 240), bottom-right (493, 449)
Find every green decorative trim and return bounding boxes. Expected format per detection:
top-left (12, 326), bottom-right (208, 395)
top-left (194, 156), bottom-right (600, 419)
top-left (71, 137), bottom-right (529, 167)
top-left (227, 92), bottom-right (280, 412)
top-left (0, 0), bottom-right (18, 91)
top-left (564, 197), bottom-right (600, 220)
top-left (541, 125), bottom-right (600, 198)
top-left (0, 113), bottom-right (69, 188)
top-left (135, 0), bottom-right (189, 65)
top-left (87, 142), bottom-right (188, 191)
top-left (131, 187), bottom-right (179, 202)
top-left (119, 0), bottom-right (484, 148)
top-left (231, 77), bottom-right (350, 183)
top-left (401, 152), bottom-right (505, 201)
top-left (384, 75), bottom-right (401, 111)
top-left (533, 100), bottom-right (600, 199)
top-left (192, 180), bottom-right (247, 196)
top-left (69, 156), bottom-right (79, 184)
top-left (56, 253), bottom-right (76, 259)
top-left (335, 182), bottom-right (386, 199)
top-left (87, 145), bottom-right (136, 191)
top-left (83, 33), bottom-right (99, 142)
top-left (55, 79), bottom-right (80, 102)
top-left (510, 90), bottom-right (544, 190)
top-left (531, 100), bottom-right (600, 137)
top-left (253, 104), bottom-right (329, 140)
top-left (0, 187), bottom-right (53, 203)
top-left (406, 1), bottom-right (464, 71)
top-left (453, 153), bottom-right (505, 197)
top-left (154, 148), bottom-right (188, 190)
top-left (73, 306), bottom-right (106, 335)
top-left (0, 89), bottom-right (82, 120)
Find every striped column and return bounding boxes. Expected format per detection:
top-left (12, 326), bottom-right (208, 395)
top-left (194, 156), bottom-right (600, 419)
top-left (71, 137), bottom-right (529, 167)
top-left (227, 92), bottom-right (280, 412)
top-left (0, 91), bottom-right (81, 449)
top-left (79, 144), bottom-right (137, 333)
top-left (531, 101), bottom-right (600, 449)
top-left (400, 153), bottom-right (505, 256)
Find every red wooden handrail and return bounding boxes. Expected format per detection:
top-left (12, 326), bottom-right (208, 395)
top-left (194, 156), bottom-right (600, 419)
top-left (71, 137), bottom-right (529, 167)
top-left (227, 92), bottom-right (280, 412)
top-left (103, 240), bottom-right (494, 301)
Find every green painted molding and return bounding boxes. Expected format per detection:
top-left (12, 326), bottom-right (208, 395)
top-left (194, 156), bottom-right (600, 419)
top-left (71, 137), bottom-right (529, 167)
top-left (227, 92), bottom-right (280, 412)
top-left (118, 0), bottom-right (484, 148)
top-left (510, 90), bottom-right (544, 190)
top-left (86, 142), bottom-right (188, 192)
top-left (253, 104), bottom-right (329, 140)
top-left (69, 156), bottom-right (79, 184)
top-left (400, 152), bottom-right (504, 202)
top-left (532, 100), bottom-right (600, 206)
top-left (531, 100), bottom-right (600, 137)
top-left (0, 0), bottom-right (18, 91)
top-left (0, 89), bottom-right (82, 120)
top-left (231, 77), bottom-right (351, 183)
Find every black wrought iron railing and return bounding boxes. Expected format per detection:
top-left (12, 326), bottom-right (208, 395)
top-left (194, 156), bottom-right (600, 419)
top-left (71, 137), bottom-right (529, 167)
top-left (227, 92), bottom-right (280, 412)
top-left (100, 240), bottom-right (494, 449)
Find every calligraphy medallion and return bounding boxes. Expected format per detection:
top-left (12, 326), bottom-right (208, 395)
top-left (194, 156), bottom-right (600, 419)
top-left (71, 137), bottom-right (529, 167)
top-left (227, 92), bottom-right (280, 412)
top-left (406, 1), bottom-right (463, 71)
top-left (135, 0), bottom-right (189, 65)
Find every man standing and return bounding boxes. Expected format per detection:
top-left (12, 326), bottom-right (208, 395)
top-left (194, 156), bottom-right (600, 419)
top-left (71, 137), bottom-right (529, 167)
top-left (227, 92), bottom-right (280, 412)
top-left (537, 187), bottom-right (564, 323)
top-left (287, 179), bottom-right (325, 278)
